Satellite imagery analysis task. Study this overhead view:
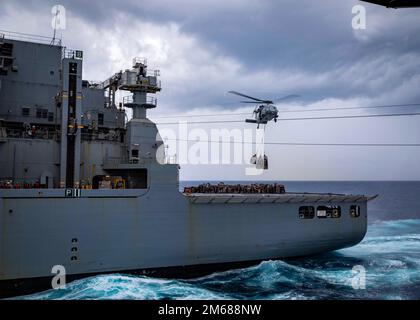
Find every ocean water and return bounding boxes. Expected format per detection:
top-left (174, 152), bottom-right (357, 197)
top-left (16, 181), bottom-right (420, 300)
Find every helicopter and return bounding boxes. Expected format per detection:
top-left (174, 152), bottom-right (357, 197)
top-left (228, 91), bottom-right (300, 128)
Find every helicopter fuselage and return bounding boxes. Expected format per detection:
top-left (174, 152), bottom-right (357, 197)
top-left (256, 104), bottom-right (278, 123)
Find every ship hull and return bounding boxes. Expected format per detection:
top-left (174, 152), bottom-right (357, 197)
top-left (0, 187), bottom-right (369, 299)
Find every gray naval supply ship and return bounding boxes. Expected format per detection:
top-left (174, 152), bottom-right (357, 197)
top-left (0, 31), bottom-right (376, 298)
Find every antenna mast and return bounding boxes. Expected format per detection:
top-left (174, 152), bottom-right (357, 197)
top-left (51, 7), bottom-right (60, 45)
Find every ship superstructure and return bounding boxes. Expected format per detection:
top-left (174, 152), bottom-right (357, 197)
top-left (0, 31), bottom-right (375, 298)
top-left (0, 31), bottom-right (165, 190)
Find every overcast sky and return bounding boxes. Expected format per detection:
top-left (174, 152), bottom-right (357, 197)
top-left (2, 0), bottom-right (420, 180)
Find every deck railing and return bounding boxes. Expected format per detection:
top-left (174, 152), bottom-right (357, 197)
top-left (0, 30), bottom-right (62, 46)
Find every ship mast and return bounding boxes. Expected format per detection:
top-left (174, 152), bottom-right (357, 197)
top-left (100, 57), bottom-right (161, 120)
top-left (100, 58), bottom-right (162, 165)
top-left (122, 58), bottom-right (161, 120)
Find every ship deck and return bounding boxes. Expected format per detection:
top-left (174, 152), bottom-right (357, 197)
top-left (183, 192), bottom-right (378, 204)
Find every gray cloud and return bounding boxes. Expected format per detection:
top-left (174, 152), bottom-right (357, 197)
top-left (3, 0), bottom-right (420, 106)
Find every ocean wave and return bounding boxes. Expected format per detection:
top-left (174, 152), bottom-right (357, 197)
top-left (19, 275), bottom-right (231, 300)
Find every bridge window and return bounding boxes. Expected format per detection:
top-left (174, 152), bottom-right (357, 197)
top-left (299, 206), bottom-right (315, 219)
top-left (350, 205), bottom-right (361, 218)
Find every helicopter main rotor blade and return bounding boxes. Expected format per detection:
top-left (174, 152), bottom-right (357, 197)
top-left (228, 91), bottom-right (266, 103)
top-left (240, 101), bottom-right (263, 104)
top-left (239, 100), bottom-right (274, 104)
top-left (274, 94), bottom-right (301, 103)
